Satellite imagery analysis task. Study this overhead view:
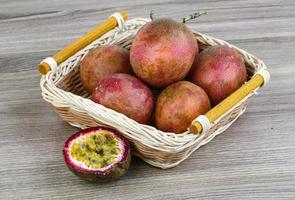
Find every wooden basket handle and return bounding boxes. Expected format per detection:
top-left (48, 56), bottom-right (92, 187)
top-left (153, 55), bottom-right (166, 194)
top-left (189, 69), bottom-right (270, 134)
top-left (38, 10), bottom-right (128, 75)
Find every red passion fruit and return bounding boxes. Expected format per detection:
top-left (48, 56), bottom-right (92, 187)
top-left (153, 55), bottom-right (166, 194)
top-left (155, 81), bottom-right (211, 133)
top-left (130, 19), bottom-right (198, 88)
top-left (189, 45), bottom-right (247, 106)
top-left (80, 45), bottom-right (132, 93)
top-left (91, 73), bottom-right (154, 124)
top-left (63, 126), bottom-right (131, 182)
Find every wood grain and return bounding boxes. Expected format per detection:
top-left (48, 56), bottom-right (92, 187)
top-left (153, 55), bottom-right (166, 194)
top-left (0, 0), bottom-right (295, 199)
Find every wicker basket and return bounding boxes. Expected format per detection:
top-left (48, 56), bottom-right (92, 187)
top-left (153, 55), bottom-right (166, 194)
top-left (40, 14), bottom-right (269, 169)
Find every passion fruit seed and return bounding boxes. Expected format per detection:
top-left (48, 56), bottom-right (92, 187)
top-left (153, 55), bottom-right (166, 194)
top-left (70, 131), bottom-right (121, 169)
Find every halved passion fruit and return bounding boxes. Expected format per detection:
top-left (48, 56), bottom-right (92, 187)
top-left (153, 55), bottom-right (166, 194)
top-left (63, 127), bottom-right (131, 182)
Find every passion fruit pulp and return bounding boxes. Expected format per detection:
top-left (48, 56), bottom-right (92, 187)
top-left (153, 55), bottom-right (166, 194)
top-left (63, 127), bottom-right (131, 182)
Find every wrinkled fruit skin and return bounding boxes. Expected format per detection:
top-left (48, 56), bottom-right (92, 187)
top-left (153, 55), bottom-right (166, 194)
top-left (63, 126), bottom-right (131, 182)
top-left (130, 19), bottom-right (198, 88)
top-left (80, 45), bottom-right (132, 93)
top-left (91, 73), bottom-right (154, 124)
top-left (190, 45), bottom-right (247, 106)
top-left (155, 81), bottom-right (211, 133)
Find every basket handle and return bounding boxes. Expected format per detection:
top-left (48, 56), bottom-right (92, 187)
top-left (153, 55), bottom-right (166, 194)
top-left (189, 69), bottom-right (270, 134)
top-left (38, 10), bottom-right (128, 75)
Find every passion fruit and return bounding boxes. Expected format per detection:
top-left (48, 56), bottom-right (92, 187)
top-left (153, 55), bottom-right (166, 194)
top-left (189, 45), bottom-right (247, 106)
top-left (80, 45), bottom-right (132, 93)
top-left (155, 81), bottom-right (211, 133)
top-left (91, 73), bottom-right (154, 124)
top-left (130, 18), bottom-right (197, 88)
top-left (63, 127), bottom-right (131, 182)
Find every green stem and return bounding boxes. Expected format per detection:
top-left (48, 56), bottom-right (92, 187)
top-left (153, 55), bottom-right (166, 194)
top-left (150, 10), bottom-right (154, 21)
top-left (182, 11), bottom-right (207, 23)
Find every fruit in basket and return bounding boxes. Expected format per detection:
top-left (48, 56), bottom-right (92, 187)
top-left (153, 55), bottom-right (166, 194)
top-left (130, 19), bottom-right (198, 88)
top-left (91, 73), bottom-right (154, 124)
top-left (80, 45), bottom-right (132, 93)
top-left (63, 126), bottom-right (131, 182)
top-left (189, 45), bottom-right (247, 106)
top-left (155, 81), bottom-right (211, 133)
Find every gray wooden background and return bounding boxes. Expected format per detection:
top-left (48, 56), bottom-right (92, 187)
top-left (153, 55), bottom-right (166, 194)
top-left (0, 0), bottom-right (295, 199)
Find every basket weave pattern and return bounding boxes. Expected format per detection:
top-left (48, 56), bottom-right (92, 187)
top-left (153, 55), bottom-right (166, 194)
top-left (40, 18), bottom-right (266, 169)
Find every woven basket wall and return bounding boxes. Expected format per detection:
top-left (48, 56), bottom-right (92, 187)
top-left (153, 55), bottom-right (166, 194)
top-left (40, 18), bottom-right (267, 169)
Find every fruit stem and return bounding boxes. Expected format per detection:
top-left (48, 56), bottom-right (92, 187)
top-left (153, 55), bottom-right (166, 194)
top-left (182, 11), bottom-right (207, 23)
top-left (150, 10), bottom-right (154, 21)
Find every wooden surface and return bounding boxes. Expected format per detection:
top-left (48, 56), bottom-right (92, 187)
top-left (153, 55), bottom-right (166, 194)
top-left (0, 0), bottom-right (295, 199)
